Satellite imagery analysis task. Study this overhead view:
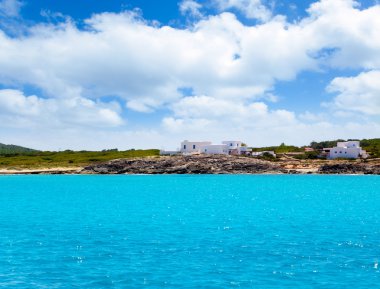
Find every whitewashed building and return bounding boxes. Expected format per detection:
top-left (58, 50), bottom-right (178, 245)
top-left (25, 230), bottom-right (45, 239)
top-left (180, 140), bottom-right (250, 155)
top-left (180, 140), bottom-right (212, 154)
top-left (328, 141), bottom-right (368, 159)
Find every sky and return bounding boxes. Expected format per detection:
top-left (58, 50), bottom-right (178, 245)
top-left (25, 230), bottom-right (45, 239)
top-left (0, 0), bottom-right (379, 150)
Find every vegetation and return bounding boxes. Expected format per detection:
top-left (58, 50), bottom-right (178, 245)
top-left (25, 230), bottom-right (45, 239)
top-left (0, 149), bottom-right (160, 169)
top-left (359, 138), bottom-right (380, 158)
top-left (251, 143), bottom-right (303, 154)
top-left (257, 152), bottom-right (277, 161)
top-left (292, 151), bottom-right (320, 160)
top-left (309, 140), bottom-right (345, 150)
top-left (0, 143), bottom-right (38, 155)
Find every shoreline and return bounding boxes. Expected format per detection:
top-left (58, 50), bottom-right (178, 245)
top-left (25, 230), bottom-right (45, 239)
top-left (1, 155), bottom-right (379, 175)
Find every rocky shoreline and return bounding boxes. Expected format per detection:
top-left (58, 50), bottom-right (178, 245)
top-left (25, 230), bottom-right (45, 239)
top-left (1, 155), bottom-right (379, 175)
top-left (80, 155), bottom-right (380, 175)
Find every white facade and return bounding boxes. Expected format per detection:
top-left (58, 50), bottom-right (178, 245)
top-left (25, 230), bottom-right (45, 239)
top-left (337, 141), bottom-right (360, 149)
top-left (222, 141), bottom-right (242, 149)
top-left (329, 141), bottom-right (367, 159)
top-left (201, 144), bottom-right (229, 155)
top-left (180, 140), bottom-right (212, 154)
top-left (180, 140), bottom-right (247, 155)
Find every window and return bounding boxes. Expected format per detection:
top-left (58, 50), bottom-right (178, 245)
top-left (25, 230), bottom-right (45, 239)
top-left (230, 143), bottom-right (233, 146)
top-left (184, 145), bottom-right (186, 149)
top-left (193, 145), bottom-right (196, 149)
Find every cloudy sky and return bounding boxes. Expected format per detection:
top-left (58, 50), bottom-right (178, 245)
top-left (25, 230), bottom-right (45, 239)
top-left (0, 0), bottom-right (379, 150)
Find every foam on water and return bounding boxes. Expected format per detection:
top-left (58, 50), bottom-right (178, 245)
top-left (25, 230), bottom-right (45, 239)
top-left (0, 175), bottom-right (380, 288)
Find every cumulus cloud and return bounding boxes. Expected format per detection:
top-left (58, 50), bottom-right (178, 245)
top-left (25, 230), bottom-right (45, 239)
top-left (179, 0), bottom-right (203, 18)
top-left (0, 0), bottom-right (22, 17)
top-left (212, 0), bottom-right (272, 22)
top-left (164, 95), bottom-right (297, 135)
top-left (0, 0), bottom-right (380, 149)
top-left (326, 70), bottom-right (380, 115)
top-left (1, 1), bottom-right (379, 112)
top-left (305, 0), bottom-right (380, 69)
top-left (0, 89), bottom-right (123, 128)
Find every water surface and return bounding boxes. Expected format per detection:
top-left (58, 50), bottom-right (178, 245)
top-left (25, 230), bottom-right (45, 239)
top-left (0, 175), bottom-right (379, 288)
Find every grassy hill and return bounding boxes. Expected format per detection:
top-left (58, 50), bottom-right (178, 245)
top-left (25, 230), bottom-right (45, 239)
top-left (0, 149), bottom-right (160, 169)
top-left (0, 143), bottom-right (38, 155)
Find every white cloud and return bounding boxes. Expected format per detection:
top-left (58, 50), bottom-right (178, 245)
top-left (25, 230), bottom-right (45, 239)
top-left (326, 70), bottom-right (380, 115)
top-left (0, 0), bottom-right (22, 17)
top-left (0, 11), bottom-right (316, 112)
top-left (213, 0), bottom-right (272, 22)
top-left (1, 1), bottom-right (379, 112)
top-left (0, 0), bottom-right (380, 149)
top-left (304, 0), bottom-right (380, 69)
top-left (0, 89), bottom-right (124, 128)
top-left (179, 0), bottom-right (203, 18)
top-left (165, 95), bottom-right (297, 135)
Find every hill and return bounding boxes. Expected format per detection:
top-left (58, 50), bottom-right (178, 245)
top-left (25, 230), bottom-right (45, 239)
top-left (0, 143), bottom-right (38, 155)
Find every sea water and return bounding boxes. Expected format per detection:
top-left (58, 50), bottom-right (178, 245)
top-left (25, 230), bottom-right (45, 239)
top-left (0, 175), bottom-right (379, 288)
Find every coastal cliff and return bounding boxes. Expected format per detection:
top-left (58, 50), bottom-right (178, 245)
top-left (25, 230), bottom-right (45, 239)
top-left (81, 155), bottom-right (285, 174)
top-left (81, 155), bottom-right (380, 175)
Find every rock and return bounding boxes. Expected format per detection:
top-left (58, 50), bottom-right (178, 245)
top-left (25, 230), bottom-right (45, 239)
top-left (81, 155), bottom-right (284, 175)
top-left (80, 155), bottom-right (380, 175)
top-left (318, 163), bottom-right (380, 174)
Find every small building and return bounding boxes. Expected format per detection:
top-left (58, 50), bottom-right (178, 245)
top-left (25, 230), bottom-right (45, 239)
top-left (328, 141), bottom-right (368, 159)
top-left (180, 140), bottom-right (212, 154)
top-left (180, 140), bottom-right (249, 155)
top-left (304, 147), bottom-right (315, 152)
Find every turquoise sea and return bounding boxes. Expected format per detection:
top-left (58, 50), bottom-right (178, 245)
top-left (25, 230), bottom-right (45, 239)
top-left (0, 175), bottom-right (380, 288)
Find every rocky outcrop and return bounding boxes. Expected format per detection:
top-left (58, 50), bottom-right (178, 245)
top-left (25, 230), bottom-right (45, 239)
top-left (318, 163), bottom-right (380, 174)
top-left (81, 155), bottom-right (287, 174)
top-left (81, 155), bottom-right (380, 175)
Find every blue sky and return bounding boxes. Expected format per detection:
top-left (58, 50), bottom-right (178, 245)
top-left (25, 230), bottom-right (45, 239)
top-left (0, 0), bottom-right (379, 150)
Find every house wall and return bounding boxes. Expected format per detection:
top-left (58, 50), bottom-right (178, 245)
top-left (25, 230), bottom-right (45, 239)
top-left (222, 141), bottom-right (242, 149)
top-left (180, 140), bottom-right (212, 154)
top-left (337, 141), bottom-right (360, 149)
top-left (201, 145), bottom-right (229, 155)
top-left (329, 147), bottom-right (361, 159)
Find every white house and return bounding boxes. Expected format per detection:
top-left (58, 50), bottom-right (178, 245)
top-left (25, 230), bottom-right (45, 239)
top-left (328, 141), bottom-right (368, 159)
top-left (201, 144), bottom-right (229, 155)
top-left (180, 140), bottom-right (212, 154)
top-left (180, 140), bottom-right (249, 155)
